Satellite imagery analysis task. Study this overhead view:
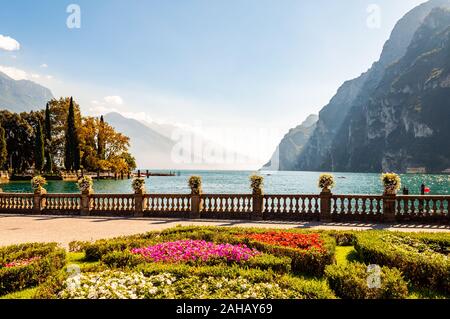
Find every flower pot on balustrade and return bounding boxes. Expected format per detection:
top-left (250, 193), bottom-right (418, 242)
top-left (80, 189), bottom-right (93, 216)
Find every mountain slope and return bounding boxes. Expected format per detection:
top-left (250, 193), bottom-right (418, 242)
top-left (269, 0), bottom-right (450, 172)
top-left (0, 71), bottom-right (53, 112)
top-left (262, 114), bottom-right (318, 171)
top-left (331, 7), bottom-right (450, 173)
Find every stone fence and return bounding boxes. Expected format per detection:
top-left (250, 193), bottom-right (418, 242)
top-left (0, 191), bottom-right (448, 224)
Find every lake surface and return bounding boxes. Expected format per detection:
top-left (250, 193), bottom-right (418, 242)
top-left (1, 171), bottom-right (449, 195)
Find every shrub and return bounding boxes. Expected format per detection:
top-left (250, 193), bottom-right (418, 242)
top-left (354, 231), bottom-right (450, 293)
top-left (325, 262), bottom-right (408, 299)
top-left (0, 243), bottom-right (66, 296)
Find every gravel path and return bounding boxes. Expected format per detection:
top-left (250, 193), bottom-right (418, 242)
top-left (1, 214), bottom-right (449, 248)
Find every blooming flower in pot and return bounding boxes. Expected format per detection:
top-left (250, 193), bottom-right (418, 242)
top-left (77, 176), bottom-right (94, 194)
top-left (188, 176), bottom-right (202, 195)
top-left (249, 174), bottom-right (264, 195)
top-left (31, 176), bottom-right (47, 194)
top-left (318, 174), bottom-right (335, 192)
top-left (131, 177), bottom-right (146, 194)
top-left (381, 173), bottom-right (401, 195)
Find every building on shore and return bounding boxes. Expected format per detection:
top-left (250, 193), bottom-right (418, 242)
top-left (406, 167), bottom-right (427, 174)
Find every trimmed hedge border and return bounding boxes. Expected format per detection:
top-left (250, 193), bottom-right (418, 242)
top-left (354, 231), bottom-right (450, 294)
top-left (0, 243), bottom-right (66, 296)
top-left (325, 262), bottom-right (409, 299)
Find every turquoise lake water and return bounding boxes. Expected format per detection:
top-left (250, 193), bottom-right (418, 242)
top-left (1, 171), bottom-right (449, 195)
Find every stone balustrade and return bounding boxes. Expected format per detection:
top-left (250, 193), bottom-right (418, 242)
top-left (0, 191), bottom-right (448, 224)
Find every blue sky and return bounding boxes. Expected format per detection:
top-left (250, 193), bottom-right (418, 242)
top-left (0, 0), bottom-right (428, 165)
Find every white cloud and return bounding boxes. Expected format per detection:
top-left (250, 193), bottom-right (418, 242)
top-left (103, 95), bottom-right (123, 105)
top-left (0, 34), bottom-right (20, 51)
top-left (0, 65), bottom-right (28, 80)
top-left (40, 63), bottom-right (48, 68)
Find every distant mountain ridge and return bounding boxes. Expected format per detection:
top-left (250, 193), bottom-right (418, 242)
top-left (267, 0), bottom-right (450, 173)
top-left (0, 71), bottom-right (53, 112)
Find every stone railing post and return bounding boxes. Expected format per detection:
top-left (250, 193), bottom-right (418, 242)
top-left (383, 193), bottom-right (397, 223)
top-left (320, 190), bottom-right (332, 222)
top-left (80, 193), bottom-right (91, 216)
top-left (251, 195), bottom-right (264, 220)
top-left (33, 193), bottom-right (43, 214)
top-left (190, 194), bottom-right (202, 219)
top-left (134, 193), bottom-right (146, 217)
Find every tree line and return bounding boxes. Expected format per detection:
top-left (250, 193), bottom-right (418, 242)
top-left (0, 97), bottom-right (136, 175)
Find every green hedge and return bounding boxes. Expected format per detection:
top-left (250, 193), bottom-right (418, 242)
top-left (0, 243), bottom-right (66, 296)
top-left (101, 250), bottom-right (292, 273)
top-left (354, 231), bottom-right (450, 294)
top-left (325, 262), bottom-right (408, 299)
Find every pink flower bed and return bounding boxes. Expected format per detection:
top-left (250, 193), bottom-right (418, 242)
top-left (131, 240), bottom-right (260, 263)
top-left (1, 256), bottom-right (40, 268)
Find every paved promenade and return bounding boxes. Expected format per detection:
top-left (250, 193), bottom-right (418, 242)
top-left (1, 214), bottom-right (448, 248)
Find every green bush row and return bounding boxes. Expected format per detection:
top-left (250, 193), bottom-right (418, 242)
top-left (325, 262), bottom-right (409, 299)
top-left (354, 231), bottom-right (450, 294)
top-left (0, 243), bottom-right (66, 296)
top-left (100, 250), bottom-right (292, 273)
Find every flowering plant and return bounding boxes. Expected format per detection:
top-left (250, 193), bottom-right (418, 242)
top-left (249, 174), bottom-right (264, 195)
top-left (58, 270), bottom-right (307, 299)
top-left (131, 240), bottom-right (260, 264)
top-left (188, 176), bottom-right (202, 195)
top-left (240, 232), bottom-right (325, 252)
top-left (381, 173), bottom-right (401, 194)
top-left (31, 176), bottom-right (47, 193)
top-left (0, 256), bottom-right (41, 269)
top-left (77, 176), bottom-right (93, 193)
top-left (131, 178), bottom-right (145, 194)
top-left (318, 174), bottom-right (335, 190)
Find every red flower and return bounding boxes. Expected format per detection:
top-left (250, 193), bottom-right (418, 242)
top-left (240, 232), bottom-right (325, 252)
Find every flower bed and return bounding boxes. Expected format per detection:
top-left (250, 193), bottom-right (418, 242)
top-left (239, 231), bottom-right (336, 276)
top-left (0, 243), bottom-right (66, 296)
top-left (131, 240), bottom-right (260, 264)
top-left (240, 232), bottom-right (325, 252)
top-left (56, 268), bottom-right (335, 299)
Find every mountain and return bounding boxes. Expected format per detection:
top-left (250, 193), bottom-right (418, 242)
top-left (105, 112), bottom-right (252, 170)
top-left (262, 114), bottom-right (318, 171)
top-left (269, 0), bottom-right (450, 173)
top-left (104, 112), bottom-right (178, 169)
top-left (0, 71), bottom-right (53, 112)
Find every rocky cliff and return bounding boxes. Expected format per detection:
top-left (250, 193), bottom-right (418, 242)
top-left (268, 0), bottom-right (450, 173)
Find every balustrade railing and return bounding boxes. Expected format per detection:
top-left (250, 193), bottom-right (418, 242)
top-left (0, 193), bottom-right (34, 212)
top-left (143, 194), bottom-right (191, 216)
top-left (0, 191), bottom-right (448, 224)
top-left (202, 194), bottom-right (253, 219)
top-left (331, 195), bottom-right (384, 222)
top-left (396, 195), bottom-right (449, 222)
top-left (43, 194), bottom-right (81, 214)
top-left (263, 195), bottom-right (320, 220)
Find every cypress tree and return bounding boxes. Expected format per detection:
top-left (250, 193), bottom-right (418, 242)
top-left (0, 121), bottom-right (7, 169)
top-left (65, 97), bottom-right (80, 171)
top-left (34, 121), bottom-right (45, 172)
top-left (97, 115), bottom-right (105, 160)
top-left (44, 103), bottom-right (53, 172)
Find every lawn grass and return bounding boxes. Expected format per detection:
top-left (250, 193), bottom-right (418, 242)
top-left (0, 287), bottom-right (38, 299)
top-left (334, 246), bottom-right (358, 265)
